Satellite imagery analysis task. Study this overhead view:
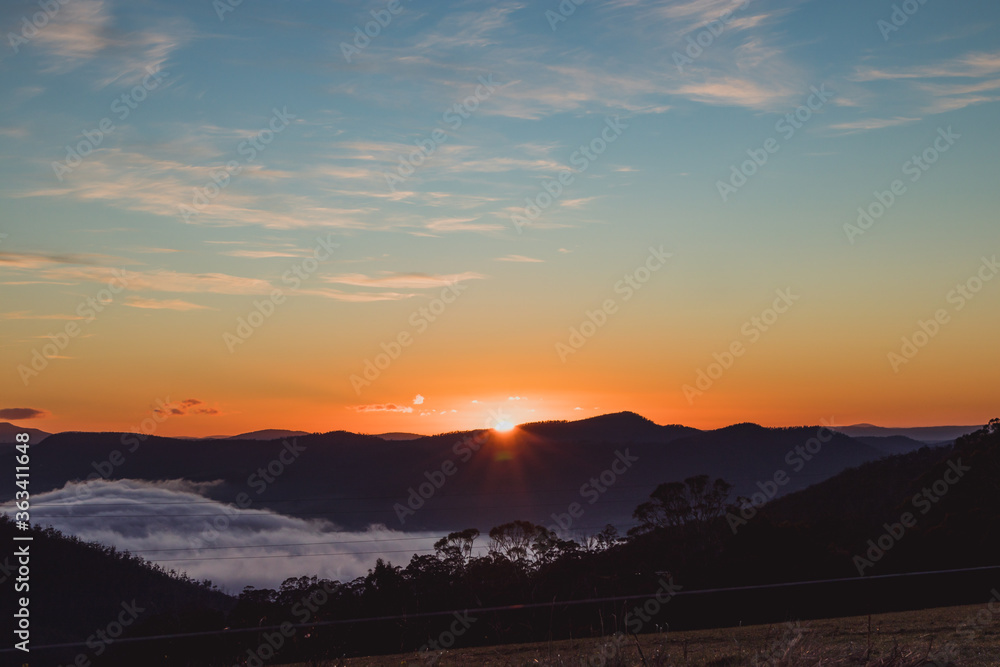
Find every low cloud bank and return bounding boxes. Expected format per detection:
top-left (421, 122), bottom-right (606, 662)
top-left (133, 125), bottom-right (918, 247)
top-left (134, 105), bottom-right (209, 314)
top-left (1, 478), bottom-right (442, 592)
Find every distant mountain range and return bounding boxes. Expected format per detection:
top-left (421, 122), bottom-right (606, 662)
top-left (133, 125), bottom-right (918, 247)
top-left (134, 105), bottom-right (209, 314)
top-left (2, 418), bottom-right (978, 445)
top-left (374, 432), bottom-right (426, 441)
top-left (3, 412), bottom-right (976, 534)
top-left (227, 429), bottom-right (312, 441)
top-left (833, 423), bottom-right (979, 442)
top-left (0, 421), bottom-right (51, 443)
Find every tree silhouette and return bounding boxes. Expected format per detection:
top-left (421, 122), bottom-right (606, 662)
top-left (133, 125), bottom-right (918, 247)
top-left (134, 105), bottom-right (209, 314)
top-left (434, 527), bottom-right (480, 566)
top-left (631, 474), bottom-right (733, 534)
top-left (488, 520), bottom-right (555, 564)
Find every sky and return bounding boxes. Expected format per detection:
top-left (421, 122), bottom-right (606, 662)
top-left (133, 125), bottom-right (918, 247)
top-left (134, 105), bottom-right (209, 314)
top-left (1, 0), bottom-right (998, 437)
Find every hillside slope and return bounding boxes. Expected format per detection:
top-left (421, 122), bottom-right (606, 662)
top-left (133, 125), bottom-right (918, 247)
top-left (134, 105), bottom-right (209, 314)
top-left (7, 413), bottom-right (888, 533)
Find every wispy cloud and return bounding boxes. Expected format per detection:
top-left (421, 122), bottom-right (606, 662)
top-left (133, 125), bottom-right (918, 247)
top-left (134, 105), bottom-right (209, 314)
top-left (125, 297), bottom-right (212, 311)
top-left (2, 311), bottom-right (87, 321)
top-left (560, 197), bottom-right (599, 209)
top-left (495, 255), bottom-right (543, 263)
top-left (853, 51), bottom-right (1000, 82)
top-left (351, 404), bottom-right (414, 413)
top-left (0, 251), bottom-right (130, 269)
top-left (32, 0), bottom-right (113, 69)
top-left (334, 0), bottom-right (801, 118)
top-left (423, 217), bottom-right (504, 233)
top-left (850, 50), bottom-right (1000, 118)
top-left (0, 407), bottom-right (49, 420)
top-left (220, 250), bottom-right (306, 259)
top-left (829, 117), bottom-right (920, 133)
top-left (324, 272), bottom-right (484, 289)
top-left (18, 150), bottom-right (371, 231)
top-left (28, 0), bottom-right (189, 86)
top-left (153, 398), bottom-right (219, 417)
top-left (2, 255), bottom-right (417, 303)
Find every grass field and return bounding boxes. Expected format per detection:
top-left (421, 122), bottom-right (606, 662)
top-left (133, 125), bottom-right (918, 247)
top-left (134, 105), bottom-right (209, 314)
top-left (277, 601), bottom-right (1000, 666)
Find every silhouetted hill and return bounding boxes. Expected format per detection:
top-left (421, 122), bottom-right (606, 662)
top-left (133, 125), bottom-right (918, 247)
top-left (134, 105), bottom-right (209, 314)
top-left (0, 515), bottom-right (232, 663)
top-left (375, 432), bottom-right (426, 441)
top-left (0, 421), bottom-right (50, 443)
top-left (835, 423), bottom-right (978, 442)
top-left (855, 435), bottom-right (933, 455)
top-left (8, 414), bottom-right (891, 534)
top-left (737, 419), bottom-right (1000, 576)
top-left (227, 429), bottom-right (311, 440)
top-left (518, 411), bottom-right (697, 443)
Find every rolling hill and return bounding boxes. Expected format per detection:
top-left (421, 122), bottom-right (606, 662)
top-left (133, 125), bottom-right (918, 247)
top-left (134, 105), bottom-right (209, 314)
top-left (7, 412), bottom-right (899, 534)
top-left (0, 421), bottom-right (51, 443)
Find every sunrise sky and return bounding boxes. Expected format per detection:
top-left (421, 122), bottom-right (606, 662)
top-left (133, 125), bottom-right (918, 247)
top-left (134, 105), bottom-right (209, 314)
top-left (1, 0), bottom-right (998, 437)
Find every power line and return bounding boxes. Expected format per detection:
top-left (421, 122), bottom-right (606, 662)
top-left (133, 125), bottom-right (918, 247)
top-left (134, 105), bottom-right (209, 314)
top-left (21, 498), bottom-right (650, 518)
top-left (150, 545), bottom-right (482, 562)
top-left (106, 527), bottom-right (624, 554)
top-left (128, 535), bottom-right (447, 553)
top-left (21, 472), bottom-right (848, 507)
top-left (1, 517), bottom-right (632, 558)
top-left (4, 564), bottom-right (997, 654)
top-left (153, 546), bottom-right (493, 562)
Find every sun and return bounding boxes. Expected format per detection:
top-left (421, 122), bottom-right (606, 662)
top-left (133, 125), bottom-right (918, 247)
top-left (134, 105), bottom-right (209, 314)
top-left (493, 420), bottom-right (515, 432)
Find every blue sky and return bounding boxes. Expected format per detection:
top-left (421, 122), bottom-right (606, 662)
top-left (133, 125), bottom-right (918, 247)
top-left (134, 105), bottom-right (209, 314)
top-left (0, 0), bottom-right (998, 434)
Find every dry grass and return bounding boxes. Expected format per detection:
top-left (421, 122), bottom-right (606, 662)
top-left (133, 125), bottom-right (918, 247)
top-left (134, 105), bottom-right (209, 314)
top-left (278, 602), bottom-right (1000, 666)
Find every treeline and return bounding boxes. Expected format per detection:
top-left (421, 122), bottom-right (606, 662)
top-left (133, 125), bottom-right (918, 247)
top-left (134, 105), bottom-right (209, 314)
top-left (0, 515), bottom-right (232, 665)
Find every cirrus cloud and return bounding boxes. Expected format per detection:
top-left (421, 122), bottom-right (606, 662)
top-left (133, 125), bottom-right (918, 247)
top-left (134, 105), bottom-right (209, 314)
top-left (0, 407), bottom-right (49, 420)
top-left (351, 404), bottom-right (414, 413)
